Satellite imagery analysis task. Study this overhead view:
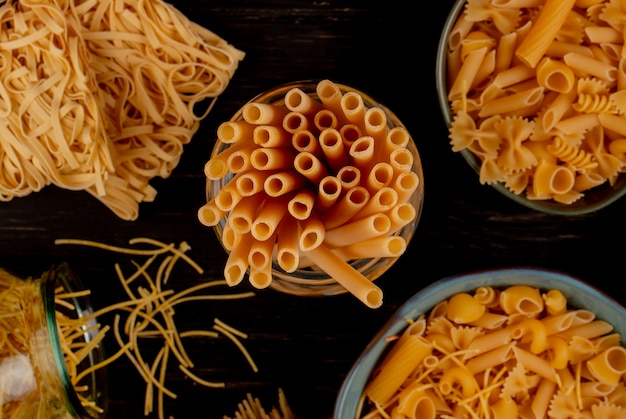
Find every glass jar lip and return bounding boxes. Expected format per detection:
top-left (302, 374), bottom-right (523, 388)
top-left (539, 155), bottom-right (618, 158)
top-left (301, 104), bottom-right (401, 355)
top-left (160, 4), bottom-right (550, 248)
top-left (207, 79), bottom-right (425, 296)
top-left (42, 263), bottom-right (108, 418)
top-left (435, 0), bottom-right (626, 216)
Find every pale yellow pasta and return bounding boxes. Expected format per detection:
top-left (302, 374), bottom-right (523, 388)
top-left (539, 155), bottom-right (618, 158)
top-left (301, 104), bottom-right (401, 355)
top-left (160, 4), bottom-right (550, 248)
top-left (340, 124), bottom-right (363, 149)
top-left (320, 186), bottom-right (370, 230)
top-left (336, 165), bottom-right (361, 189)
top-left (294, 151), bottom-right (329, 184)
top-left (392, 171), bottom-right (420, 204)
top-left (284, 87), bottom-right (324, 116)
top-left (387, 202), bottom-right (417, 233)
top-left (563, 51), bottom-right (618, 82)
top-left (331, 236), bottom-right (407, 260)
top-left (499, 285), bottom-right (544, 316)
top-left (479, 86), bottom-right (545, 118)
top-left (316, 79), bottom-right (346, 123)
top-left (448, 46), bottom-right (489, 102)
top-left (532, 159), bottom-right (576, 196)
top-left (515, 0), bottom-right (577, 68)
top-left (251, 147), bottom-right (296, 171)
top-left (492, 64), bottom-right (536, 89)
top-left (217, 121), bottom-right (256, 144)
top-left (235, 171), bottom-right (270, 197)
top-left (276, 215), bottom-right (299, 273)
top-left (253, 125), bottom-right (291, 148)
top-left (291, 128), bottom-right (322, 155)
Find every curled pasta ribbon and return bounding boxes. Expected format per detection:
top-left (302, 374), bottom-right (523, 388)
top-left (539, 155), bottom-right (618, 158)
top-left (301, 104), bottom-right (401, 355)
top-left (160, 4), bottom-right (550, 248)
top-left (572, 93), bottom-right (616, 114)
top-left (547, 136), bottom-right (598, 172)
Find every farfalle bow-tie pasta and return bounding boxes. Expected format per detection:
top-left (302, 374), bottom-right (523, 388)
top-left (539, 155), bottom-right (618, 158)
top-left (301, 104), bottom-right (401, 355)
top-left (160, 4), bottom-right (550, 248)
top-left (445, 0), bottom-right (626, 204)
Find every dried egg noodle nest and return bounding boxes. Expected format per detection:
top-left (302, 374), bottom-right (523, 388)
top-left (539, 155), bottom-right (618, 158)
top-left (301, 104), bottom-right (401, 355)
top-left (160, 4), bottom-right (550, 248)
top-left (0, 0), bottom-right (244, 220)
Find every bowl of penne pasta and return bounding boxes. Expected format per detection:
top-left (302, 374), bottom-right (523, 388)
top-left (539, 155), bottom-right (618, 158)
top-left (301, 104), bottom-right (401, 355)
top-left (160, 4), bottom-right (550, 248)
top-left (334, 267), bottom-right (626, 418)
top-left (199, 79), bottom-right (424, 309)
top-left (436, 0), bottom-right (626, 215)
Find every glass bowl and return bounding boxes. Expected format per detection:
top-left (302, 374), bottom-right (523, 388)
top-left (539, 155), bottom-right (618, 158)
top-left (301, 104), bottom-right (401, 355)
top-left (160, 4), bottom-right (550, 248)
top-left (436, 0), bottom-right (626, 215)
top-left (334, 266), bottom-right (626, 417)
top-left (205, 80), bottom-right (424, 301)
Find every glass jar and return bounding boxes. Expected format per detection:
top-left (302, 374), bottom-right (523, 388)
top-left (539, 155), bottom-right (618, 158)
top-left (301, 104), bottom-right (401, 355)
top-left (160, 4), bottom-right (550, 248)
top-left (0, 263), bottom-right (107, 418)
top-left (206, 80), bottom-right (424, 297)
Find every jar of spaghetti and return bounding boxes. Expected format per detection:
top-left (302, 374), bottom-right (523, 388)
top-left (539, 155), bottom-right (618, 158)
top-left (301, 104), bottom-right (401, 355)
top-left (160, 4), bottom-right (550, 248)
top-left (0, 263), bottom-right (107, 418)
top-left (201, 80), bottom-right (424, 308)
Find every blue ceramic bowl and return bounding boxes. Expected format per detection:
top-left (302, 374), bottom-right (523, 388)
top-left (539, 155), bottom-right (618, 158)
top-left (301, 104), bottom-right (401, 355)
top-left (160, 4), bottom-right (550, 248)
top-left (334, 267), bottom-right (626, 418)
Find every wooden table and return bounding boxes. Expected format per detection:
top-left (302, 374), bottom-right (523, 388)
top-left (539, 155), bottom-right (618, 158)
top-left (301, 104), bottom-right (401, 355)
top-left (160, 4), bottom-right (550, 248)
top-left (1, 0), bottom-right (625, 417)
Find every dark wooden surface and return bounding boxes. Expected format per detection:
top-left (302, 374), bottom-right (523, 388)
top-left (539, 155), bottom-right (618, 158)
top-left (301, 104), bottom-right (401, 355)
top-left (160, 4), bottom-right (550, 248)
top-left (1, 0), bottom-right (626, 418)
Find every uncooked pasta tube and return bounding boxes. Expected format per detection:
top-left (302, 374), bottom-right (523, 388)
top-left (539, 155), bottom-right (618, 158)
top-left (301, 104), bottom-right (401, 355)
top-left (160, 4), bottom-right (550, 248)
top-left (250, 147), bottom-right (296, 171)
top-left (364, 107), bottom-right (387, 144)
top-left (320, 186), bottom-right (370, 230)
top-left (393, 171), bottom-right (420, 204)
top-left (298, 215), bottom-right (325, 251)
top-left (204, 142), bottom-right (257, 179)
top-left (294, 151), bottom-right (329, 184)
top-left (248, 233), bottom-right (277, 271)
top-left (316, 79), bottom-right (346, 123)
top-left (364, 162), bottom-right (393, 192)
top-left (228, 192), bottom-right (267, 235)
top-left (319, 127), bottom-right (349, 172)
top-left (332, 235), bottom-right (407, 259)
top-left (323, 213), bottom-right (391, 248)
top-left (339, 124), bottom-right (362, 149)
top-left (263, 170), bottom-right (307, 197)
top-left (249, 264), bottom-right (272, 289)
top-left (314, 109), bottom-right (339, 131)
top-left (217, 120), bottom-right (256, 144)
top-left (388, 202), bottom-right (417, 233)
top-left (284, 87), bottom-right (324, 116)
top-left (291, 129), bottom-right (322, 157)
top-left (214, 178), bottom-right (244, 212)
top-left (276, 215), bottom-right (299, 272)
top-left (235, 171), bottom-right (270, 197)
top-left (303, 243), bottom-right (383, 309)
top-left (349, 136), bottom-right (375, 171)
top-left (380, 126), bottom-right (410, 160)
top-left (340, 91), bottom-right (366, 130)
top-left (224, 232), bottom-right (253, 286)
top-left (226, 146), bottom-right (257, 174)
top-left (389, 148), bottom-right (414, 175)
top-left (253, 125), bottom-right (291, 148)
top-left (287, 188), bottom-right (315, 220)
top-left (282, 111), bottom-right (312, 134)
top-left (353, 186), bottom-right (398, 221)
top-left (316, 176), bottom-right (342, 213)
top-left (250, 194), bottom-right (290, 241)
top-left (197, 200), bottom-right (227, 227)
top-left (243, 102), bottom-right (289, 125)
top-left (336, 165), bottom-right (361, 189)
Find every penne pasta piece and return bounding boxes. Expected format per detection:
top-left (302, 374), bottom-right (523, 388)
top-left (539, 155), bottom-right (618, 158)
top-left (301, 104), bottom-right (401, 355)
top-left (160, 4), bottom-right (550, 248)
top-left (513, 345), bottom-right (558, 381)
top-left (276, 215), bottom-right (299, 273)
top-left (216, 120), bottom-right (256, 144)
top-left (323, 213), bottom-right (390, 248)
top-left (536, 57), bottom-right (576, 93)
top-left (293, 151), bottom-right (329, 185)
top-left (242, 102), bottom-right (289, 125)
top-left (253, 125), bottom-right (292, 148)
top-left (250, 147), bottom-right (296, 171)
top-left (287, 188), bottom-right (316, 220)
top-left (320, 186), bottom-right (369, 230)
top-left (598, 113), bottom-right (626, 137)
top-left (563, 51), bottom-right (618, 82)
top-left (284, 87), bottom-right (324, 116)
top-left (515, 0), bottom-right (577, 68)
top-left (448, 46), bottom-right (488, 101)
top-left (303, 243), bottom-right (384, 309)
top-left (555, 113), bottom-right (599, 135)
top-left (492, 64), bottom-right (536, 89)
top-left (531, 378), bottom-right (557, 419)
top-left (478, 86), bottom-right (544, 118)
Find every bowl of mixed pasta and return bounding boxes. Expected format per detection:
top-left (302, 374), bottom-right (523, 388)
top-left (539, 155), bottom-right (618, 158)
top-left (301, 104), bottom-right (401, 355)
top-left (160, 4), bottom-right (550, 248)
top-left (436, 0), bottom-right (626, 215)
top-left (199, 80), bottom-right (424, 308)
top-left (334, 267), bottom-right (626, 418)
